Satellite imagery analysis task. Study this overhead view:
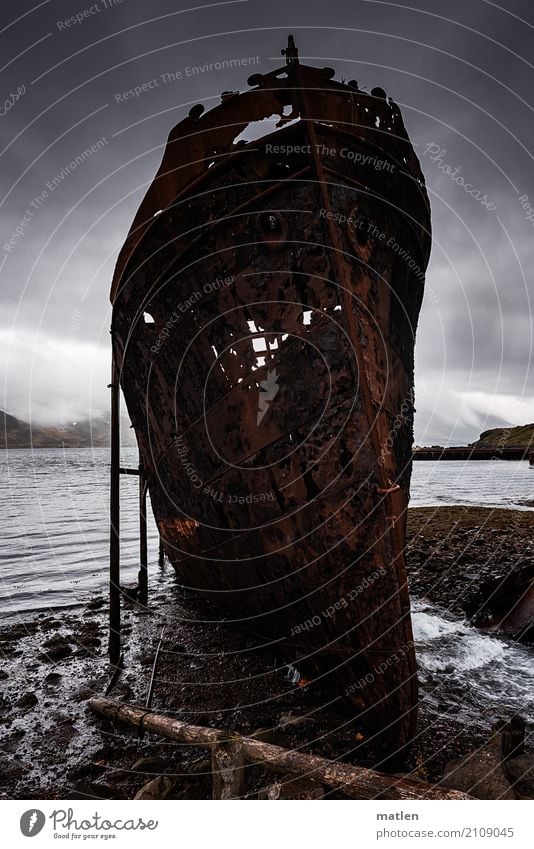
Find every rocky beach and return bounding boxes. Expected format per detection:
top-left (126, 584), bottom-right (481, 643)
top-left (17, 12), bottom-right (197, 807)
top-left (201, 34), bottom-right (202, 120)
top-left (0, 505), bottom-right (532, 800)
top-left (408, 506), bottom-right (534, 636)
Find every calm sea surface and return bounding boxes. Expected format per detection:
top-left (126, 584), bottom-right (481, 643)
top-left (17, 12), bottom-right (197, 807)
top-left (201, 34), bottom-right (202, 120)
top-left (0, 448), bottom-right (157, 619)
top-left (1, 450), bottom-right (532, 619)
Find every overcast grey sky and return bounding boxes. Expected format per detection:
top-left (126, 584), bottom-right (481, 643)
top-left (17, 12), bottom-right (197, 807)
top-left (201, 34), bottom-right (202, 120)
top-left (1, 0), bottom-right (533, 443)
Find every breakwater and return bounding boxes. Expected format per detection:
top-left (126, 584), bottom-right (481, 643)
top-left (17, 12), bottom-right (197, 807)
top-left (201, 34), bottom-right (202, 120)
top-left (414, 447), bottom-right (530, 461)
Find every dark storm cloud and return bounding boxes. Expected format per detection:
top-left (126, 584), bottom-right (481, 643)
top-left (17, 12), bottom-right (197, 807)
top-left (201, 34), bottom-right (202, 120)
top-left (1, 0), bottom-right (532, 441)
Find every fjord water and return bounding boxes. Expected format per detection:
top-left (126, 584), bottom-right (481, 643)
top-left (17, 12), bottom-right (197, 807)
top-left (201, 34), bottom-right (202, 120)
top-left (412, 458), bottom-right (534, 510)
top-left (1, 449), bottom-right (533, 727)
top-left (2, 451), bottom-right (531, 619)
top-left (0, 447), bottom-right (159, 619)
top-left (413, 600), bottom-right (534, 726)
top-left (0, 448), bottom-right (534, 617)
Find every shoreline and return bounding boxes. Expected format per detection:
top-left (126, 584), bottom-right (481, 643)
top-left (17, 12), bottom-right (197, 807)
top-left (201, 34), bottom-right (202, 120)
top-left (0, 505), bottom-right (532, 800)
top-left (407, 506), bottom-right (534, 629)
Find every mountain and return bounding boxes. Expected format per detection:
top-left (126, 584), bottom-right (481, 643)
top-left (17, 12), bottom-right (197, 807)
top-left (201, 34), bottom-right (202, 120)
top-left (1, 410), bottom-right (137, 448)
top-left (472, 423), bottom-right (534, 451)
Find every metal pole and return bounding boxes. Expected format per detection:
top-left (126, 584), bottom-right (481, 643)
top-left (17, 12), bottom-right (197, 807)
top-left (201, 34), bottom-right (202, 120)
top-left (138, 464), bottom-right (148, 604)
top-left (109, 355), bottom-right (121, 665)
top-left (158, 537), bottom-right (165, 570)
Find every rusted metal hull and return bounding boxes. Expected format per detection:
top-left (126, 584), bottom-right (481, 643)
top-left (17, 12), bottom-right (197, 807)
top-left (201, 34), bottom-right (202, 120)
top-left (111, 43), bottom-right (431, 761)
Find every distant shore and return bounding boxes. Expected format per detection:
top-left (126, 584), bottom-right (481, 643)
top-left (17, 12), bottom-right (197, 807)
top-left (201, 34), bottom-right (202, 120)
top-left (413, 447), bottom-right (530, 460)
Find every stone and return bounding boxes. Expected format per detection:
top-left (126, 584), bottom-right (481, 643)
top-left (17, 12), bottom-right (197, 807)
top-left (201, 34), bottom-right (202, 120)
top-left (0, 756), bottom-right (30, 781)
top-left (503, 753), bottom-right (534, 798)
top-left (441, 733), bottom-right (514, 799)
top-left (0, 695), bottom-right (12, 713)
top-left (16, 692), bottom-right (38, 709)
top-left (131, 756), bottom-right (172, 774)
top-left (278, 711), bottom-right (316, 729)
top-left (66, 782), bottom-right (114, 800)
top-left (188, 757), bottom-right (210, 775)
top-left (134, 775), bottom-right (173, 800)
top-left (73, 687), bottom-right (94, 701)
top-left (40, 638), bottom-right (72, 661)
top-left (67, 762), bottom-right (107, 781)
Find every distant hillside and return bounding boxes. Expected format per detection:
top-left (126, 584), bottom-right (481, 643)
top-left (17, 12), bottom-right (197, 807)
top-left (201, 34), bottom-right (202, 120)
top-left (472, 423), bottom-right (534, 450)
top-left (1, 410), bottom-right (137, 449)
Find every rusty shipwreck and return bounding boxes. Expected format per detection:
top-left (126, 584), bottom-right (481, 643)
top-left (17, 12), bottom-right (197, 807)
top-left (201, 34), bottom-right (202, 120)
top-left (110, 37), bottom-right (431, 761)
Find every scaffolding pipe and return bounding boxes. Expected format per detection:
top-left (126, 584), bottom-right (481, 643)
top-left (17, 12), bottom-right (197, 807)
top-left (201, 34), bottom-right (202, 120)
top-left (138, 464), bottom-right (148, 604)
top-left (109, 356), bottom-right (121, 665)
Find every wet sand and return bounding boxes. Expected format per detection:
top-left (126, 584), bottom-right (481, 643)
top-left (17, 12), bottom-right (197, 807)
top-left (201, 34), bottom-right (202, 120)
top-left (0, 506), bottom-right (532, 799)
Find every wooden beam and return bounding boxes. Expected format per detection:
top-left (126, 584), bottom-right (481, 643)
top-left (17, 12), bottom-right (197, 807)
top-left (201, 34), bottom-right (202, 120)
top-left (89, 697), bottom-right (472, 800)
top-left (212, 733), bottom-right (245, 799)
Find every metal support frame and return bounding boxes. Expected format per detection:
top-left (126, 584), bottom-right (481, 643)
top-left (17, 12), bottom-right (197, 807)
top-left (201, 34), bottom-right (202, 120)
top-left (109, 357), bottom-right (121, 666)
top-left (138, 464), bottom-right (148, 604)
top-left (108, 355), bottom-right (150, 664)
